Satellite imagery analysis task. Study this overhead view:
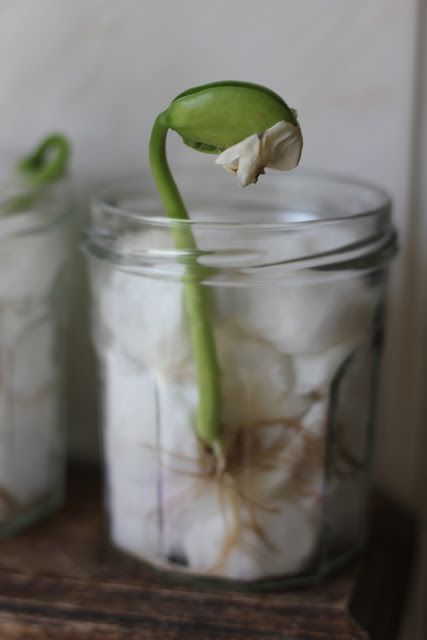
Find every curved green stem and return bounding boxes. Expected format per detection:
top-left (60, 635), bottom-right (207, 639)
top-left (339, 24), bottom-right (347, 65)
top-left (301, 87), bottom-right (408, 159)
top-left (2, 134), bottom-right (71, 215)
top-left (149, 112), bottom-right (222, 450)
top-left (17, 134), bottom-right (70, 186)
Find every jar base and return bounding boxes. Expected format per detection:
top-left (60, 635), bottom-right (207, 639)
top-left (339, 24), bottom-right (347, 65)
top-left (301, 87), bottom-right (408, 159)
top-left (112, 540), bottom-right (364, 592)
top-left (0, 489), bottom-right (64, 540)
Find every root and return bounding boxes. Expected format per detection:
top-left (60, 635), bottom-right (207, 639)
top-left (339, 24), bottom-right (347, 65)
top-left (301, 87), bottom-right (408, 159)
top-left (136, 401), bottom-right (361, 575)
top-left (208, 475), bottom-right (241, 573)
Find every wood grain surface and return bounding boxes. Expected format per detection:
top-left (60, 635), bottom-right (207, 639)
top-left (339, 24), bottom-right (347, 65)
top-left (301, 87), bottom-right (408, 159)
top-left (0, 466), bottom-right (416, 640)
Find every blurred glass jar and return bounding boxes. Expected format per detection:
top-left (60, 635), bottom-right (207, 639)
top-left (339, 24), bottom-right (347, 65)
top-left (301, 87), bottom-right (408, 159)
top-left (0, 178), bottom-right (70, 537)
top-left (85, 168), bottom-right (396, 587)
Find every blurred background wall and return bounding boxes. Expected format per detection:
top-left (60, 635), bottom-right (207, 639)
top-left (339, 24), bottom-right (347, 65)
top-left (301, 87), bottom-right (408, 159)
top-left (0, 1), bottom-right (425, 636)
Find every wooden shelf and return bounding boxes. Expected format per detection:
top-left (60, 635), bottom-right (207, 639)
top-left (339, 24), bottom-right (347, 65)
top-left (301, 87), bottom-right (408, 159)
top-left (0, 466), bottom-right (417, 639)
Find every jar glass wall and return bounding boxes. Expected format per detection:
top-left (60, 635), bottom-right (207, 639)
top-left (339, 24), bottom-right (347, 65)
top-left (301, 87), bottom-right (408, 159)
top-left (86, 169), bottom-right (396, 586)
top-left (0, 179), bottom-right (70, 537)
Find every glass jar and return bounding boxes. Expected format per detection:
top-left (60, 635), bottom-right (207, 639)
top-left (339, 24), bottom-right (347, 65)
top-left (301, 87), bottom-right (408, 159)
top-left (85, 168), bottom-right (396, 587)
top-left (0, 178), bottom-right (70, 537)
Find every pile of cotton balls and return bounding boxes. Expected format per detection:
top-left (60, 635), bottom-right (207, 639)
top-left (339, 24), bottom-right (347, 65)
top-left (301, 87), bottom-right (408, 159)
top-left (93, 225), bottom-right (376, 580)
top-left (0, 219), bottom-right (66, 521)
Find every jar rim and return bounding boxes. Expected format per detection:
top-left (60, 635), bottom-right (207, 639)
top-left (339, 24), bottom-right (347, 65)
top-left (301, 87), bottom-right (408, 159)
top-left (91, 168), bottom-right (391, 231)
top-left (86, 168), bottom-right (397, 279)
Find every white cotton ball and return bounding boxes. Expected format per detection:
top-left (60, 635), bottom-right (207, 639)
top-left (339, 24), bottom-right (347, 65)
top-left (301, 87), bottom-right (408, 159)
top-left (216, 324), bottom-right (307, 427)
top-left (104, 350), bottom-right (161, 558)
top-left (111, 505), bottom-right (157, 561)
top-left (156, 375), bottom-right (201, 533)
top-left (175, 483), bottom-right (250, 575)
top-left (108, 448), bottom-right (161, 561)
top-left (210, 224), bottom-right (377, 356)
top-left (237, 416), bottom-right (326, 508)
top-left (180, 486), bottom-right (320, 580)
top-left (217, 276), bottom-right (375, 356)
top-left (214, 226), bottom-right (377, 354)
top-left (235, 501), bottom-right (320, 579)
top-left (93, 230), bottom-right (191, 374)
top-left (231, 422), bottom-right (307, 499)
top-left (293, 344), bottom-right (354, 394)
top-left (103, 348), bottom-right (158, 450)
top-left (100, 271), bottom-right (190, 373)
top-left (167, 485), bottom-right (221, 573)
top-left (156, 374), bottom-right (199, 469)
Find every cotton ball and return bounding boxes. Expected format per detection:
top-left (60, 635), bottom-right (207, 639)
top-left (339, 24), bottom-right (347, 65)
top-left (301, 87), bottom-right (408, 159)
top-left (108, 460), bottom-right (161, 561)
top-left (235, 422), bottom-right (309, 498)
top-left (216, 323), bottom-right (307, 427)
top-left (104, 348), bottom-right (159, 449)
top-left (236, 501), bottom-right (320, 579)
top-left (105, 272), bottom-right (189, 372)
top-left (211, 224), bottom-right (376, 356)
top-left (104, 350), bottom-right (161, 558)
top-left (156, 375), bottom-right (201, 502)
top-left (293, 344), bottom-right (354, 394)
top-left (175, 483), bottom-right (250, 575)
top-left (181, 487), bottom-right (319, 580)
top-left (111, 502), bottom-right (159, 561)
top-left (171, 483), bottom-right (263, 578)
top-left (108, 455), bottom-right (161, 561)
top-left (94, 230), bottom-right (191, 373)
top-left (146, 374), bottom-right (207, 560)
top-left (221, 276), bottom-right (375, 356)
top-left (156, 374), bottom-right (199, 469)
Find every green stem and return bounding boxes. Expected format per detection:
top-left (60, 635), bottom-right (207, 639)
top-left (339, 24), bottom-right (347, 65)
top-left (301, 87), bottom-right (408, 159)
top-left (149, 112), bottom-right (222, 450)
top-left (2, 134), bottom-right (71, 215)
top-left (17, 134), bottom-right (70, 186)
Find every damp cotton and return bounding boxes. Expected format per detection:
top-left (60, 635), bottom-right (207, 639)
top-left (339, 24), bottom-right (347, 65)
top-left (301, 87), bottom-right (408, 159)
top-left (86, 170), bottom-right (395, 585)
top-left (0, 179), bottom-right (70, 536)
